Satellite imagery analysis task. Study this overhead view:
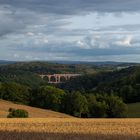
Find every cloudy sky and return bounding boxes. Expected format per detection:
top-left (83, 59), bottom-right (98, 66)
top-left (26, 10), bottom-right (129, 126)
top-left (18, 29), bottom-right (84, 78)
top-left (0, 0), bottom-right (140, 62)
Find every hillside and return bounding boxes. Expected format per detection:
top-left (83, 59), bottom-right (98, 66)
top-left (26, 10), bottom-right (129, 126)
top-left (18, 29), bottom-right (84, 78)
top-left (0, 61), bottom-right (98, 87)
top-left (0, 100), bottom-right (72, 118)
top-left (60, 66), bottom-right (140, 103)
top-left (127, 102), bottom-right (140, 118)
top-left (0, 62), bottom-right (140, 118)
top-left (0, 61), bottom-right (139, 88)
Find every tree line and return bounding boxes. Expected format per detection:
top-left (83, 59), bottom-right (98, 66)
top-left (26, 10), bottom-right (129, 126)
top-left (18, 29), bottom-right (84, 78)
top-left (0, 82), bottom-right (127, 118)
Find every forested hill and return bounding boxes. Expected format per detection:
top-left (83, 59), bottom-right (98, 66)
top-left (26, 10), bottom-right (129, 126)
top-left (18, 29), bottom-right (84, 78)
top-left (0, 61), bottom-right (126, 85)
top-left (0, 61), bottom-right (140, 117)
top-left (0, 61), bottom-right (97, 85)
top-left (0, 61), bottom-right (139, 89)
top-left (0, 61), bottom-right (98, 87)
top-left (60, 66), bottom-right (140, 103)
top-left (0, 61), bottom-right (98, 74)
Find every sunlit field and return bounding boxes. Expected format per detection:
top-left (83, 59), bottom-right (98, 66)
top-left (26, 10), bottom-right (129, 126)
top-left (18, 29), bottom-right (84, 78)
top-left (0, 118), bottom-right (139, 140)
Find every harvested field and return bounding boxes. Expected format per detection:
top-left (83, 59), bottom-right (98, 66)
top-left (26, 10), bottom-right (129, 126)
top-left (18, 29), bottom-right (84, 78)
top-left (0, 100), bottom-right (72, 118)
top-left (0, 118), bottom-right (139, 140)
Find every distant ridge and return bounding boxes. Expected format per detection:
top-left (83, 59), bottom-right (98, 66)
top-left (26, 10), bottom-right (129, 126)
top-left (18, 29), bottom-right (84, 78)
top-left (48, 61), bottom-right (140, 66)
top-left (0, 60), bottom-right (17, 65)
top-left (0, 60), bottom-right (139, 66)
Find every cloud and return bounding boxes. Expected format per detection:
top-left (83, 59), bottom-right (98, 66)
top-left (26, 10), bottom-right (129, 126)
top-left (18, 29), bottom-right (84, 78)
top-left (1, 0), bottom-right (140, 15)
top-left (26, 32), bottom-right (34, 36)
top-left (0, 1), bottom-right (140, 37)
top-left (115, 36), bottom-right (133, 47)
top-left (0, 0), bottom-right (140, 62)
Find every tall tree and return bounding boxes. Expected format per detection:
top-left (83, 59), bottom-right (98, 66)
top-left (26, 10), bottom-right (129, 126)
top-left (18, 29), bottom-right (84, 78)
top-left (62, 91), bottom-right (88, 117)
top-left (34, 86), bottom-right (65, 111)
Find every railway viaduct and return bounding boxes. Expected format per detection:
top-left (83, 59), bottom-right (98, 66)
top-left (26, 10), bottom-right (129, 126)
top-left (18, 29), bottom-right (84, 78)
top-left (39, 74), bottom-right (81, 83)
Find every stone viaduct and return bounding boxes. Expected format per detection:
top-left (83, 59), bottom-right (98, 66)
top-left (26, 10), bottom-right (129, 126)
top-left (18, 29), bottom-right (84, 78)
top-left (39, 74), bottom-right (81, 83)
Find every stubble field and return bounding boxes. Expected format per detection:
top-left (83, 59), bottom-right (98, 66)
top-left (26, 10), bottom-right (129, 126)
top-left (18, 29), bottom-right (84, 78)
top-left (0, 118), bottom-right (139, 140)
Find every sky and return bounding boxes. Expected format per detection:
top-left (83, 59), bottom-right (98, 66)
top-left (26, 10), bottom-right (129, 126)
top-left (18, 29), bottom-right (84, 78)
top-left (0, 0), bottom-right (140, 62)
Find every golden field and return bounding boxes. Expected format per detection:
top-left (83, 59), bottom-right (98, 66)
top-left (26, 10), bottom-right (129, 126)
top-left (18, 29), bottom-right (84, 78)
top-left (0, 118), bottom-right (139, 140)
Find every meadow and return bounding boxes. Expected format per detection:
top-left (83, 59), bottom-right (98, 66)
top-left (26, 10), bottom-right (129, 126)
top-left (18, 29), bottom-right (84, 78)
top-left (127, 102), bottom-right (140, 118)
top-left (0, 118), bottom-right (139, 140)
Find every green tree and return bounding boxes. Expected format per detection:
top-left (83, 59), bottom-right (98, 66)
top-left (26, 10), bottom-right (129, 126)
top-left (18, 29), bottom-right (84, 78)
top-left (105, 95), bottom-right (127, 118)
top-left (0, 82), bottom-right (31, 104)
top-left (86, 94), bottom-right (107, 118)
top-left (62, 91), bottom-right (88, 117)
top-left (120, 85), bottom-right (134, 102)
top-left (34, 86), bottom-right (65, 111)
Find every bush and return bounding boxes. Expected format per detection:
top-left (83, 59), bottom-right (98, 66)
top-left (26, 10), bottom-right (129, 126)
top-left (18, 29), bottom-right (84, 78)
top-left (8, 108), bottom-right (15, 112)
top-left (7, 108), bottom-right (29, 118)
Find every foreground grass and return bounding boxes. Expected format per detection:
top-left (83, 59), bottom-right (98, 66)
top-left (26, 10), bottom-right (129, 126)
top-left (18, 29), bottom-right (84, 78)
top-left (0, 118), bottom-right (139, 140)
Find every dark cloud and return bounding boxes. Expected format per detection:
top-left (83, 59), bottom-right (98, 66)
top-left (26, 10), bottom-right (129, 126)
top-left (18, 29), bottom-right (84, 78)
top-left (1, 0), bottom-right (140, 15)
top-left (0, 0), bottom-right (140, 61)
top-left (0, 0), bottom-right (140, 37)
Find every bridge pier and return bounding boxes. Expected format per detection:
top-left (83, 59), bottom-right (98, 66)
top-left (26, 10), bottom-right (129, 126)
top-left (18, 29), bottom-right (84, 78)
top-left (48, 75), bottom-right (51, 83)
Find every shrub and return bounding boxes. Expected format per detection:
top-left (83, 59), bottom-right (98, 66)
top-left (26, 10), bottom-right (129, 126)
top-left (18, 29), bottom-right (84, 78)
top-left (8, 108), bottom-right (15, 112)
top-left (7, 108), bottom-right (29, 118)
